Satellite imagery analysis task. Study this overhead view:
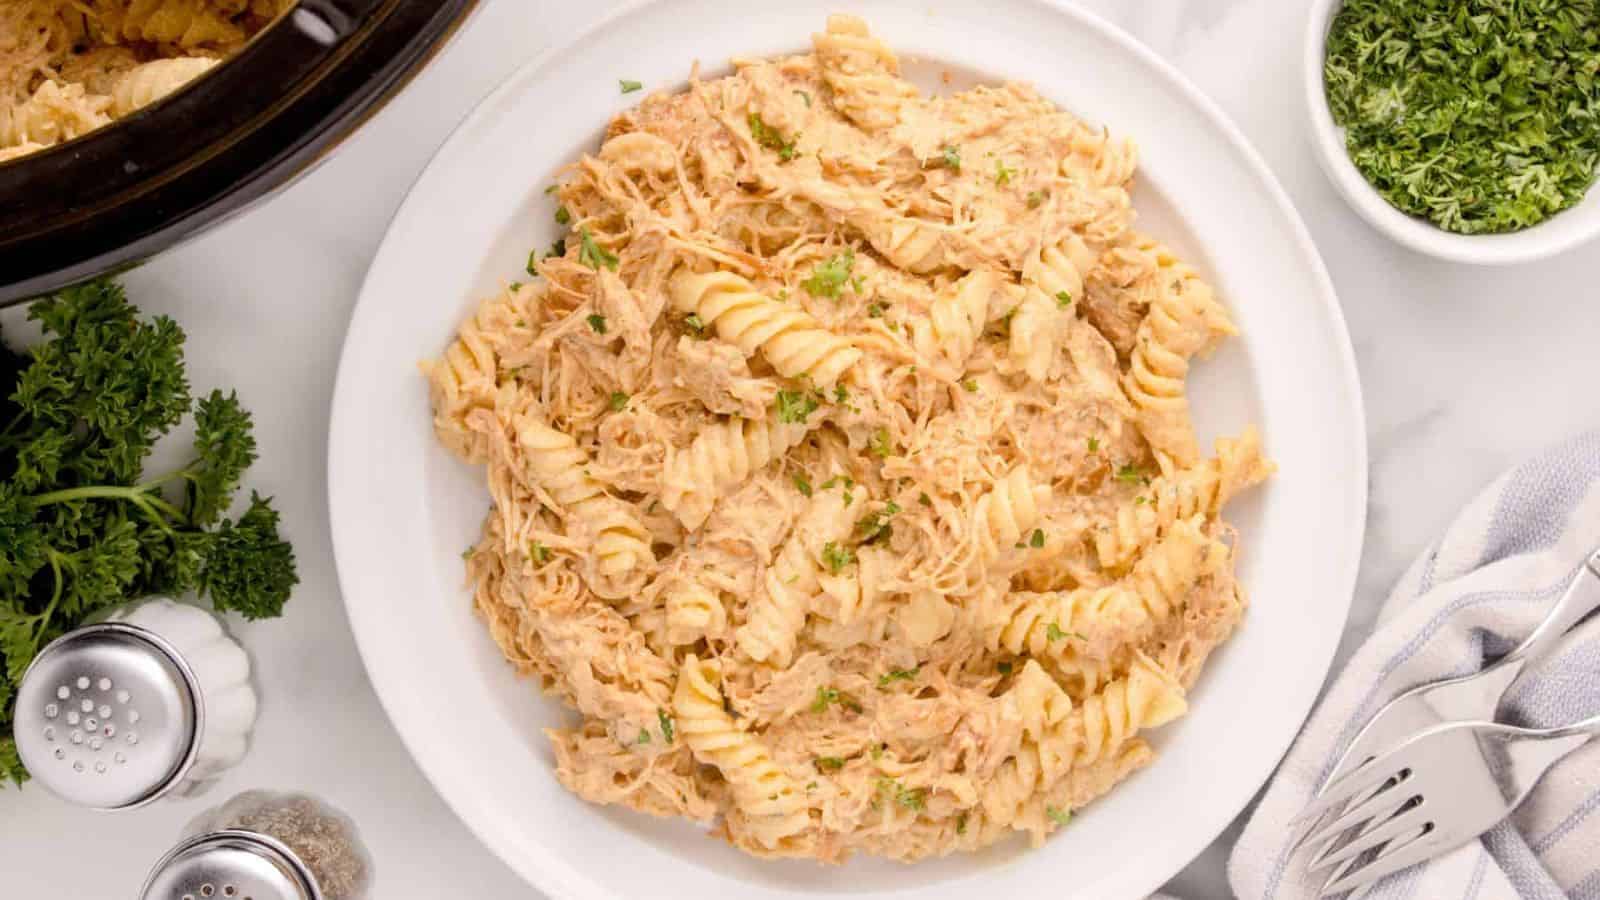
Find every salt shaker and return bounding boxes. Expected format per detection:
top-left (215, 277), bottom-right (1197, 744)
top-left (11, 598), bottom-right (258, 809)
top-left (142, 790), bottom-right (373, 900)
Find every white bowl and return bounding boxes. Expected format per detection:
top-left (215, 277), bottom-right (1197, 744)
top-left (328, 2), bottom-right (1368, 898)
top-left (1304, 0), bottom-right (1600, 265)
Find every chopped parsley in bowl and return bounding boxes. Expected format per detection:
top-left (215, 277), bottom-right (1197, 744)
top-left (1322, 0), bottom-right (1600, 235)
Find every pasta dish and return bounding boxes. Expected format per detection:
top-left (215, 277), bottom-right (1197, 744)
top-left (0, 0), bottom-right (294, 162)
top-left (423, 14), bottom-right (1272, 864)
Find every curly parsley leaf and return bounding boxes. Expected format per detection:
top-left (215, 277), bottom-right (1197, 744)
top-left (775, 389), bottom-right (819, 424)
top-left (801, 248), bottom-right (856, 299)
top-left (0, 280), bottom-right (299, 786)
top-left (748, 113), bottom-right (799, 161)
top-left (578, 228), bottom-right (619, 271)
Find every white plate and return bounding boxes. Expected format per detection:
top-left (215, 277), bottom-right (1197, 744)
top-left (328, 2), bottom-right (1368, 897)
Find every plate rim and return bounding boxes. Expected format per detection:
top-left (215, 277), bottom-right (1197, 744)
top-left (327, 1), bottom-right (1369, 897)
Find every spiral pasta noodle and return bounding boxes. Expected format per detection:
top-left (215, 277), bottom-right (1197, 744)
top-left (674, 656), bottom-right (811, 848)
top-left (669, 269), bottom-right (862, 387)
top-left (110, 56), bottom-right (218, 115)
top-left (661, 416), bottom-right (811, 531)
top-left (1123, 241), bottom-right (1238, 466)
top-left (1096, 427), bottom-right (1273, 569)
top-left (429, 15), bottom-right (1268, 865)
top-left (811, 14), bottom-right (917, 133)
top-left (515, 418), bottom-right (653, 599)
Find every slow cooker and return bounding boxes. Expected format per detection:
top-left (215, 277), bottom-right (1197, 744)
top-left (0, 0), bottom-right (479, 307)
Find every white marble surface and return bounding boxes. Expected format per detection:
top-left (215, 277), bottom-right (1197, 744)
top-left (3, 0), bottom-right (1598, 897)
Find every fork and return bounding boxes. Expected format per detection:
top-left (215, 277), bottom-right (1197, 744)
top-left (1289, 547), bottom-right (1600, 849)
top-left (1297, 715), bottom-right (1600, 896)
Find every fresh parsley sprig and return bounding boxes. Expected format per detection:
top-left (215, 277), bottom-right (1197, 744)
top-left (0, 280), bottom-right (299, 787)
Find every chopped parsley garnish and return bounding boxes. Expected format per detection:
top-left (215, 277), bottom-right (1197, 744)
top-left (526, 249), bottom-right (540, 275)
top-left (1046, 623), bottom-right (1087, 642)
top-left (868, 427), bottom-right (893, 458)
top-left (833, 385), bottom-right (849, 403)
top-left (618, 79), bottom-right (643, 94)
top-left (747, 112), bottom-right (799, 161)
top-left (795, 90), bottom-right (812, 107)
top-left (817, 756), bottom-right (845, 771)
top-left (461, 547), bottom-right (475, 560)
top-left (775, 389), bottom-right (820, 424)
top-left (856, 501), bottom-right (901, 544)
top-left (821, 541), bottom-right (856, 574)
top-left (637, 729), bottom-right (651, 745)
top-left (1047, 806), bottom-right (1072, 825)
top-left (812, 687), bottom-right (863, 715)
top-left (510, 281), bottom-right (523, 291)
top-left (871, 743), bottom-right (885, 760)
top-left (820, 475), bottom-right (853, 491)
top-left (994, 159), bottom-right (1016, 185)
top-left (957, 813), bottom-right (969, 834)
top-left (586, 313), bottom-right (608, 334)
top-left (793, 473), bottom-right (814, 497)
top-left (544, 184), bottom-right (560, 195)
top-left (997, 661), bottom-right (1014, 675)
top-left (554, 205), bottom-right (571, 225)
top-left (608, 391), bottom-right (628, 411)
top-left (577, 228), bottom-right (619, 270)
top-left (877, 667), bottom-right (919, 688)
top-left (529, 541), bottom-right (551, 564)
top-left (801, 248), bottom-right (856, 298)
top-left (545, 237), bottom-right (567, 259)
top-left (1087, 436), bottom-right (1100, 453)
top-left (658, 709), bottom-right (675, 744)
top-left (1029, 528), bottom-right (1045, 548)
top-left (867, 302), bottom-right (885, 318)
top-left (877, 778), bottom-right (926, 811)
top-left (812, 685), bottom-right (841, 713)
top-left (941, 145), bottom-right (962, 171)
top-left (918, 492), bottom-right (933, 506)
top-left (1055, 290), bottom-right (1073, 308)
top-left (683, 312), bottom-right (707, 336)
top-left (1115, 463), bottom-right (1151, 486)
top-left (1027, 190), bottom-right (1045, 209)
top-left (1323, 0), bottom-right (1600, 234)
top-left (961, 378), bottom-right (979, 393)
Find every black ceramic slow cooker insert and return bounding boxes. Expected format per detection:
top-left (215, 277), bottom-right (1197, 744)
top-left (0, 0), bottom-right (478, 307)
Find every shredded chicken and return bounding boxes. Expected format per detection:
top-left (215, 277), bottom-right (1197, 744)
top-left (425, 14), bottom-right (1271, 864)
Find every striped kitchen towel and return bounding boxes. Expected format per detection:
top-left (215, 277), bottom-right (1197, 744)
top-left (1229, 431), bottom-right (1600, 900)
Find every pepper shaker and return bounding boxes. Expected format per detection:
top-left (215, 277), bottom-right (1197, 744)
top-left (143, 790), bottom-right (374, 900)
top-left (12, 598), bottom-right (258, 808)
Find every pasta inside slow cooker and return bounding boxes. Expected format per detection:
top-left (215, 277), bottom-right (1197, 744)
top-left (0, 0), bottom-right (296, 162)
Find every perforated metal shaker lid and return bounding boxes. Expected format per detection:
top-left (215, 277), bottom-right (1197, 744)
top-left (13, 623), bottom-right (204, 810)
top-left (142, 830), bottom-right (319, 900)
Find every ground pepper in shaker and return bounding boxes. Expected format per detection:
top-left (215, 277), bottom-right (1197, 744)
top-left (156, 790), bottom-right (374, 900)
top-left (12, 597), bottom-right (258, 808)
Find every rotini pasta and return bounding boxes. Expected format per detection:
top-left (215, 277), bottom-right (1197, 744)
top-left (661, 415), bottom-right (811, 531)
top-left (110, 56), bottom-right (218, 115)
top-left (674, 656), bottom-right (811, 849)
top-left (428, 15), bottom-right (1267, 866)
top-left (1122, 240), bottom-right (1238, 466)
top-left (669, 268), bottom-right (862, 387)
top-left (811, 14), bottom-right (917, 133)
top-left (515, 418), bottom-right (653, 599)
